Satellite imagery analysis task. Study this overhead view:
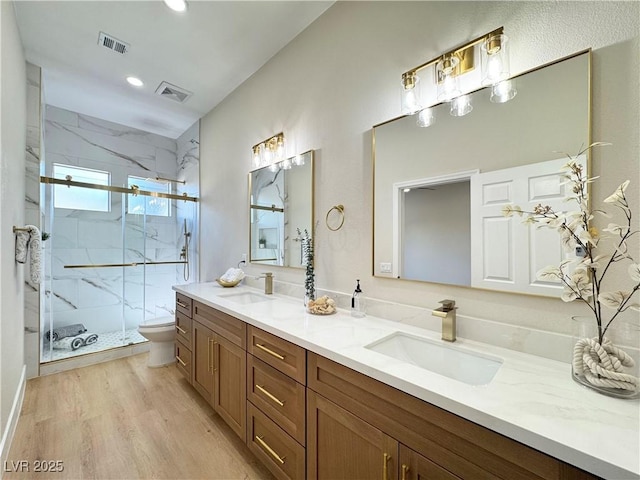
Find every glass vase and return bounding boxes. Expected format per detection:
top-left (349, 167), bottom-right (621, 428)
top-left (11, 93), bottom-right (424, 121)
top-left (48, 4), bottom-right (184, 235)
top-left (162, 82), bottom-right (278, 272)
top-left (571, 316), bottom-right (640, 399)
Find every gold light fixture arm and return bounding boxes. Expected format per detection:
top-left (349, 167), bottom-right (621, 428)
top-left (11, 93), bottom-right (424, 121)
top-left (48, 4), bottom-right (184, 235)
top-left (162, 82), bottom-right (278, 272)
top-left (402, 26), bottom-right (504, 80)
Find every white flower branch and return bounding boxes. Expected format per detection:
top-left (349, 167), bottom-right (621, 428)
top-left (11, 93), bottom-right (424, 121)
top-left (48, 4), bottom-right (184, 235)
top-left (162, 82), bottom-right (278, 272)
top-left (503, 143), bottom-right (639, 342)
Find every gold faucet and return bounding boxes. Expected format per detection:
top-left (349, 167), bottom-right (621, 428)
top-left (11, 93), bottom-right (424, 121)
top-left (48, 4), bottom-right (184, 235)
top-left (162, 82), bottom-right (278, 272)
top-left (259, 272), bottom-right (273, 295)
top-left (432, 299), bottom-right (457, 342)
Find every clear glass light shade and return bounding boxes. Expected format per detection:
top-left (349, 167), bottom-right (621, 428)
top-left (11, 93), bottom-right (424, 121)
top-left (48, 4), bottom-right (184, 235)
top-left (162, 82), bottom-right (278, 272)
top-left (263, 145), bottom-right (273, 165)
top-left (490, 79), bottom-right (517, 103)
top-left (268, 162), bottom-right (279, 173)
top-left (276, 137), bottom-right (286, 161)
top-left (450, 95), bottom-right (473, 117)
top-left (252, 149), bottom-right (261, 168)
top-left (293, 154), bottom-right (304, 166)
top-left (401, 74), bottom-right (422, 115)
top-left (481, 34), bottom-right (510, 85)
top-left (436, 57), bottom-right (461, 103)
top-left (416, 107), bottom-right (436, 127)
top-left (282, 158), bottom-right (292, 170)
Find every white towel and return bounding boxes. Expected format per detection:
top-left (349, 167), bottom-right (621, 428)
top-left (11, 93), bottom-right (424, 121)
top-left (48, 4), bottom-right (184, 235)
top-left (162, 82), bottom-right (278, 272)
top-left (220, 268), bottom-right (245, 283)
top-left (15, 225), bottom-right (42, 284)
top-left (15, 230), bottom-right (29, 264)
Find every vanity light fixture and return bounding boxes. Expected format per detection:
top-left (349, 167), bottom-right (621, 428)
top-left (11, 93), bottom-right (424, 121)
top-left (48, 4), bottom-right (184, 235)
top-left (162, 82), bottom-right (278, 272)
top-left (490, 79), bottom-right (518, 103)
top-left (450, 94), bottom-right (473, 117)
top-left (401, 71), bottom-right (422, 115)
top-left (400, 26), bottom-right (515, 124)
top-left (417, 106), bottom-right (436, 128)
top-left (481, 33), bottom-right (510, 85)
top-left (251, 133), bottom-right (286, 170)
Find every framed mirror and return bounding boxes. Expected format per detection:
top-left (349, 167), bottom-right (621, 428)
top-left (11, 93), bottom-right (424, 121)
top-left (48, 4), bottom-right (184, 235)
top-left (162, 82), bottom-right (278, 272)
top-left (249, 150), bottom-right (314, 267)
top-left (373, 51), bottom-right (590, 296)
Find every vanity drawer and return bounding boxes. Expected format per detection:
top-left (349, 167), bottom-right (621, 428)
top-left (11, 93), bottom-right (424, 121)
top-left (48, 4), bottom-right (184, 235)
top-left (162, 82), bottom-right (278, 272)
top-left (248, 326), bottom-right (306, 384)
top-left (175, 311), bottom-right (191, 347)
top-left (176, 293), bottom-right (192, 318)
top-left (247, 355), bottom-right (306, 445)
top-left (193, 301), bottom-right (246, 348)
top-left (247, 402), bottom-right (305, 480)
top-left (175, 338), bottom-right (191, 383)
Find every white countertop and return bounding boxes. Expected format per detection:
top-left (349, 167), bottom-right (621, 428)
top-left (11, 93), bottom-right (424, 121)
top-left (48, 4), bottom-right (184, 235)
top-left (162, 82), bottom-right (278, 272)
top-left (174, 282), bottom-right (640, 479)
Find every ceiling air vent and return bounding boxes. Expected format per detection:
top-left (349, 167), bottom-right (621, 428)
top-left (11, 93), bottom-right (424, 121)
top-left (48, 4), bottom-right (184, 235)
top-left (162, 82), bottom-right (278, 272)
top-left (155, 81), bottom-right (193, 103)
top-left (98, 32), bottom-right (129, 55)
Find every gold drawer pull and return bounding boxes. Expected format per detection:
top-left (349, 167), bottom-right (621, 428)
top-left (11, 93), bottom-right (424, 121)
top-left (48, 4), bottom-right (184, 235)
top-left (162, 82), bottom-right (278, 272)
top-left (176, 301), bottom-right (189, 309)
top-left (383, 453), bottom-right (390, 480)
top-left (255, 384), bottom-right (285, 407)
top-left (176, 356), bottom-right (187, 367)
top-left (401, 464), bottom-right (409, 480)
top-left (176, 325), bottom-right (187, 334)
top-left (255, 435), bottom-right (285, 465)
top-left (255, 343), bottom-right (285, 360)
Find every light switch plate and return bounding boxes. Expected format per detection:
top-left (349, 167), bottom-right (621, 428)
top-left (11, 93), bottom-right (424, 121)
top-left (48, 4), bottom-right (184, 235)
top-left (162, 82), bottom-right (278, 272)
top-left (380, 263), bottom-right (392, 273)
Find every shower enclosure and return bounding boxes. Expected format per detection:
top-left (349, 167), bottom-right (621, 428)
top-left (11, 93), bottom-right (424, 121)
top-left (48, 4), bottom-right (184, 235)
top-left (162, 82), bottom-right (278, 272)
top-left (35, 108), bottom-right (201, 368)
top-left (40, 174), bottom-right (198, 363)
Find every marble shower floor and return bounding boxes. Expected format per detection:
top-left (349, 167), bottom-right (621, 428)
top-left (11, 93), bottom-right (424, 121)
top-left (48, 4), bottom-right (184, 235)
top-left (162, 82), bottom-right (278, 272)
top-left (41, 328), bottom-right (147, 363)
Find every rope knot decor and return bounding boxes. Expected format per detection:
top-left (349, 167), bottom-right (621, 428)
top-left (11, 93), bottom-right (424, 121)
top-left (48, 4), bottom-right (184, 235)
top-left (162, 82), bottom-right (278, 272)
top-left (572, 337), bottom-right (639, 391)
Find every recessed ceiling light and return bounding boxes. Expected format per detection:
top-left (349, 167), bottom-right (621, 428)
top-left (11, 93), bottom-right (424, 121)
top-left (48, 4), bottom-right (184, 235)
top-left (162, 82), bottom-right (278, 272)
top-left (163, 0), bottom-right (187, 12)
top-left (126, 76), bottom-right (144, 87)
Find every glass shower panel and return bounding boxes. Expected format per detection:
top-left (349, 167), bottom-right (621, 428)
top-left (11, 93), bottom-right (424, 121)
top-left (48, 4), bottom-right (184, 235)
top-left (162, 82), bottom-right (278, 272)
top-left (42, 183), bottom-right (145, 363)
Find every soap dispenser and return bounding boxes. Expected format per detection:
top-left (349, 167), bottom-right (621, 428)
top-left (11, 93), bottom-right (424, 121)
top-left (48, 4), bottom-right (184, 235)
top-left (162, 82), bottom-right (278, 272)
top-left (351, 279), bottom-right (366, 318)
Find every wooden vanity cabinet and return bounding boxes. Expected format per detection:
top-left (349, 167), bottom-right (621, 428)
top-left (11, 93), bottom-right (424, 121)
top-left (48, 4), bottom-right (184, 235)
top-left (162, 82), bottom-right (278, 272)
top-left (214, 332), bottom-right (246, 440)
top-left (190, 301), bottom-right (247, 441)
top-left (307, 390), bottom-right (399, 480)
top-left (246, 326), bottom-right (307, 480)
top-left (175, 292), bottom-right (599, 480)
top-left (174, 293), bottom-right (193, 383)
top-left (307, 352), bottom-right (597, 480)
top-left (191, 320), bottom-right (215, 400)
top-left (399, 445), bottom-right (462, 480)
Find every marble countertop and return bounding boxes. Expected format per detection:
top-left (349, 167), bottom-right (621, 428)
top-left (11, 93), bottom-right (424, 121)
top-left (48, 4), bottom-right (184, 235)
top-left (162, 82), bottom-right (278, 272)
top-left (173, 282), bottom-right (639, 479)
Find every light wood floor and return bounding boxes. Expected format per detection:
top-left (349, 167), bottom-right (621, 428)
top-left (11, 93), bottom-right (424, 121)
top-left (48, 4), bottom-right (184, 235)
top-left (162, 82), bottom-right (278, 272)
top-left (6, 353), bottom-right (275, 480)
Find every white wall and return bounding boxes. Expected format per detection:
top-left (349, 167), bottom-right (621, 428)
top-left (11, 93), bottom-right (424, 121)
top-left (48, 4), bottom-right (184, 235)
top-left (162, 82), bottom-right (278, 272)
top-left (0, 0), bottom-right (26, 466)
top-left (200, 2), bottom-right (639, 337)
top-left (403, 183), bottom-right (471, 285)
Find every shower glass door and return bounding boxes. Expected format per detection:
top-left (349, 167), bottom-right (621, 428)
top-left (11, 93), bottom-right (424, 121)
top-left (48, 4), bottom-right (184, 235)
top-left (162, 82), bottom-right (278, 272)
top-left (41, 171), bottom-right (197, 364)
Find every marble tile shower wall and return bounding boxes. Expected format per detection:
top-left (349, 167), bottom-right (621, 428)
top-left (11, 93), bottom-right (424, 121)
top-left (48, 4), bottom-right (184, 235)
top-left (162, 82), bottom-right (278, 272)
top-left (175, 121), bottom-right (200, 284)
top-left (43, 106), bottom-right (191, 341)
top-left (24, 63), bottom-right (43, 378)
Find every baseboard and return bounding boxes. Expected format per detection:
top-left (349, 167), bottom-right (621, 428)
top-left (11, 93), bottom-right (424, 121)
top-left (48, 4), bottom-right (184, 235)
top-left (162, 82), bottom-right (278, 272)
top-left (0, 365), bottom-right (27, 480)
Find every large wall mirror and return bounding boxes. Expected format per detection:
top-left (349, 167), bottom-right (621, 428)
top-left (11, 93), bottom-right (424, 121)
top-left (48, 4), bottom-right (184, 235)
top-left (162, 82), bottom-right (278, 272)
top-left (373, 51), bottom-right (590, 297)
top-left (249, 150), bottom-right (314, 268)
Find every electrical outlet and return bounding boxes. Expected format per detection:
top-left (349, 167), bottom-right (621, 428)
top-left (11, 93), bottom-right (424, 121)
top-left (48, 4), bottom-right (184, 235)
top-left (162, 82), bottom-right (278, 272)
top-left (380, 262), bottom-right (392, 273)
top-left (241, 253), bottom-right (247, 263)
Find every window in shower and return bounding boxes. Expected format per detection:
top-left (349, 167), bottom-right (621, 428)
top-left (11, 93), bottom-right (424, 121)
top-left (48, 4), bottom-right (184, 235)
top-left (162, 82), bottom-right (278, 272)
top-left (127, 176), bottom-right (170, 216)
top-left (52, 164), bottom-right (110, 211)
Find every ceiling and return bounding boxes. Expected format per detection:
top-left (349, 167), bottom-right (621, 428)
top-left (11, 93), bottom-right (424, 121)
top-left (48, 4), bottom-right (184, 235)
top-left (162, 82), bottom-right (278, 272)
top-left (14, 1), bottom-right (333, 139)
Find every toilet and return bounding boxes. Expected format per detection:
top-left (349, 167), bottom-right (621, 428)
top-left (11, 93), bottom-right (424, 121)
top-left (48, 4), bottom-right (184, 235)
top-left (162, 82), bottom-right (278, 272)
top-left (137, 316), bottom-right (176, 367)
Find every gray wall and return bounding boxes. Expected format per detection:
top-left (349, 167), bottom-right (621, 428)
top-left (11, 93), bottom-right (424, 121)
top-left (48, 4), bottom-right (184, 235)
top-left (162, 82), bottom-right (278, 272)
top-left (203, 2), bottom-right (640, 336)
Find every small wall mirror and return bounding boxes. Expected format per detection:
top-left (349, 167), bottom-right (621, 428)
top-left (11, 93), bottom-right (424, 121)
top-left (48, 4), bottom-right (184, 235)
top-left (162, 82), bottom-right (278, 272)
top-left (249, 150), bottom-right (314, 267)
top-left (373, 51), bottom-right (590, 297)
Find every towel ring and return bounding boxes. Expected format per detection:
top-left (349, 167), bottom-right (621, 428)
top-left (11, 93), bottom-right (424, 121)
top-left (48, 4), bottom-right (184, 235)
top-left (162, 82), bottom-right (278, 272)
top-left (325, 205), bottom-right (345, 231)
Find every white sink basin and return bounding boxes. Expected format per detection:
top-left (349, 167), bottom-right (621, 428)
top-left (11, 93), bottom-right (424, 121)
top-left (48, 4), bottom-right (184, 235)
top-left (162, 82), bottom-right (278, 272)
top-left (365, 332), bottom-right (503, 386)
top-left (217, 291), bottom-right (274, 305)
